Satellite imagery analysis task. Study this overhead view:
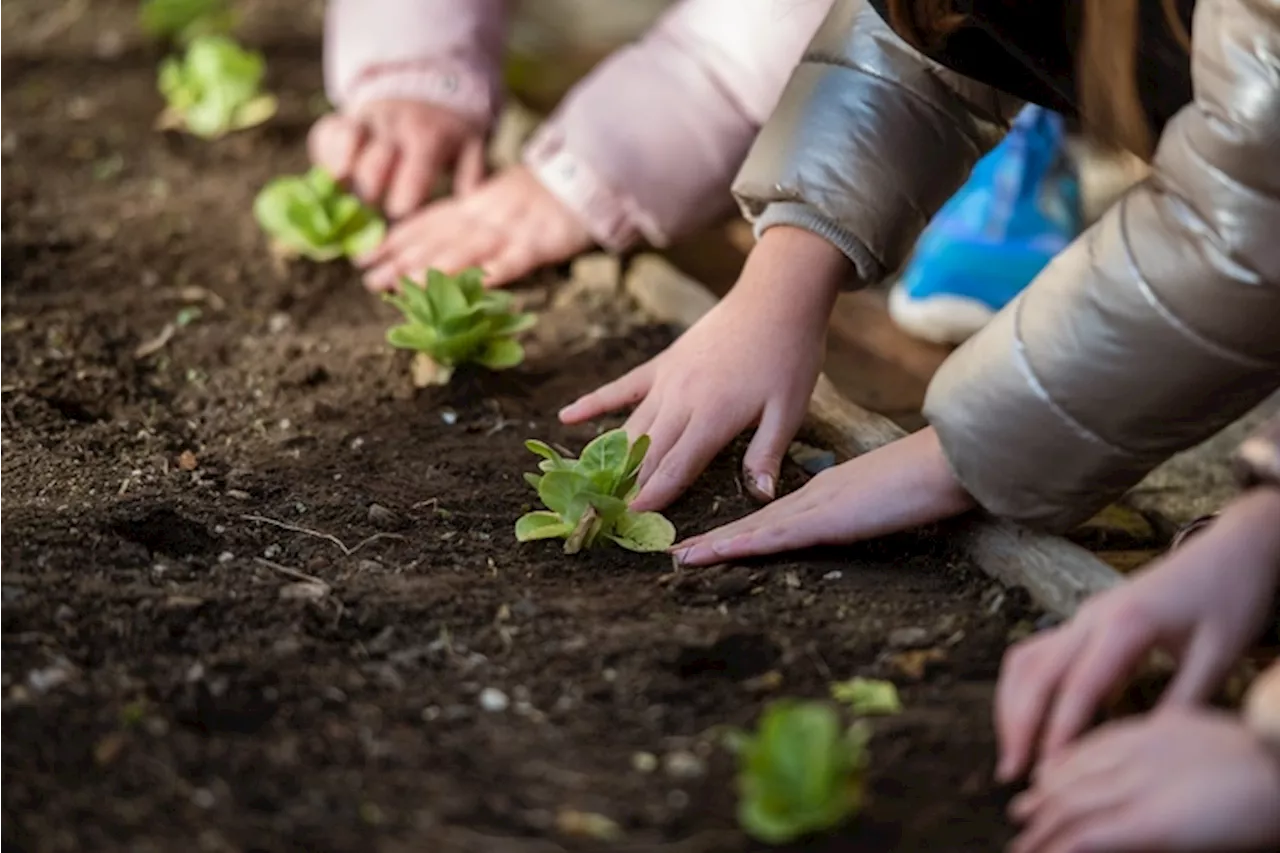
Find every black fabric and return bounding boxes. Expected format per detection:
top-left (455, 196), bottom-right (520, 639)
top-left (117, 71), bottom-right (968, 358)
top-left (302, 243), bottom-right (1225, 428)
top-left (867, 0), bottom-right (1194, 136)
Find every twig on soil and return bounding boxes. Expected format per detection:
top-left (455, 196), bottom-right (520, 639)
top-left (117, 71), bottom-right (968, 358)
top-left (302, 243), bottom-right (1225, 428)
top-left (253, 557), bottom-right (327, 587)
top-left (240, 514), bottom-right (405, 556)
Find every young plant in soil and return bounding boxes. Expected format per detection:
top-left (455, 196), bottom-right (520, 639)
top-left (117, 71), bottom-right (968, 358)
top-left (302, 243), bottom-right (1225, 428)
top-left (139, 0), bottom-right (235, 44)
top-left (383, 268), bottom-right (536, 385)
top-left (516, 429), bottom-right (676, 554)
top-left (254, 167), bottom-right (385, 262)
top-left (723, 700), bottom-right (871, 844)
top-left (156, 34), bottom-right (277, 138)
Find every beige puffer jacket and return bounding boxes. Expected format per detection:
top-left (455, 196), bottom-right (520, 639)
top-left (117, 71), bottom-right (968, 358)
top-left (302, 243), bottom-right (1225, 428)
top-left (733, 0), bottom-right (1280, 532)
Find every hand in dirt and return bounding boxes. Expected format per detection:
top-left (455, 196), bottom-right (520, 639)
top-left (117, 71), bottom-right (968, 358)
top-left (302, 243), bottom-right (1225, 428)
top-left (669, 427), bottom-right (975, 563)
top-left (358, 165), bottom-right (593, 291)
top-left (1008, 708), bottom-right (1280, 853)
top-left (308, 100), bottom-right (487, 220)
top-left (559, 227), bottom-right (848, 511)
top-left (994, 486), bottom-right (1280, 784)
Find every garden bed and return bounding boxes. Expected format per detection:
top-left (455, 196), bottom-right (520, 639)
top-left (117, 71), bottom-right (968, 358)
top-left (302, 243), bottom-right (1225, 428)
top-left (3, 3), bottom-right (1034, 850)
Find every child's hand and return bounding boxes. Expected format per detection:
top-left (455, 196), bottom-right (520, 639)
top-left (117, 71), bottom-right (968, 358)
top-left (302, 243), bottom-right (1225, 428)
top-left (308, 99), bottom-right (487, 220)
top-left (358, 165), bottom-right (592, 291)
top-left (671, 427), bottom-right (975, 564)
top-left (559, 227), bottom-right (849, 511)
top-left (1009, 709), bottom-right (1280, 853)
top-left (994, 486), bottom-right (1280, 785)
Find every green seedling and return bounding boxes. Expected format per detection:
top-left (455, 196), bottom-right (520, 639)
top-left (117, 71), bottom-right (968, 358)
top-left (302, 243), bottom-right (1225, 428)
top-left (383, 268), bottom-right (535, 385)
top-left (254, 167), bottom-right (385, 262)
top-left (157, 35), bottom-right (277, 139)
top-left (830, 677), bottom-right (902, 716)
top-left (516, 428), bottom-right (675, 554)
top-left (723, 700), bottom-right (870, 845)
top-left (139, 0), bottom-right (235, 44)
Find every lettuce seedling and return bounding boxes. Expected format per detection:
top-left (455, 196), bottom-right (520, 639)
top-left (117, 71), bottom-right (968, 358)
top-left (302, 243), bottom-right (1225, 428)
top-left (157, 35), bottom-right (277, 139)
top-left (383, 268), bottom-right (536, 384)
top-left (254, 167), bottom-right (386, 262)
top-left (723, 700), bottom-right (870, 844)
top-left (516, 428), bottom-right (676, 554)
top-left (140, 0), bottom-right (235, 44)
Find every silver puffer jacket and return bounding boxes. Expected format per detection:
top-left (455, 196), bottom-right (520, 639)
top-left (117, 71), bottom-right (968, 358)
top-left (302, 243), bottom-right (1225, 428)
top-left (734, 0), bottom-right (1280, 532)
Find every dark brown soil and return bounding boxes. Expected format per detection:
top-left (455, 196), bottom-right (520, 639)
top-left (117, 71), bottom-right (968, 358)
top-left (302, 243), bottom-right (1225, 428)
top-left (3, 4), bottom-right (1034, 851)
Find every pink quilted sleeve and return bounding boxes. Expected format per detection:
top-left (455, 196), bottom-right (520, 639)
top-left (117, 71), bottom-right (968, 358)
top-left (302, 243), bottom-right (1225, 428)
top-left (523, 0), bottom-right (832, 250)
top-left (324, 0), bottom-right (507, 129)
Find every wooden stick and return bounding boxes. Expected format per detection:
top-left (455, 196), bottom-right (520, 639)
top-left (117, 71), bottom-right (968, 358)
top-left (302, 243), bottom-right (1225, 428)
top-left (627, 254), bottom-right (1122, 617)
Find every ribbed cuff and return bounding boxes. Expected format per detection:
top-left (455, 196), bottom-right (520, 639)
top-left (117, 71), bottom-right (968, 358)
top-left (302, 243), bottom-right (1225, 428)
top-left (753, 202), bottom-right (884, 287)
top-left (523, 127), bottom-right (648, 252)
top-left (344, 58), bottom-right (498, 131)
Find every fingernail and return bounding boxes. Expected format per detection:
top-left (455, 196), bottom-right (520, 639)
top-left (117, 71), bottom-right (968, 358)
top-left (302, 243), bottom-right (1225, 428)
top-left (755, 473), bottom-right (776, 500)
top-left (673, 548), bottom-right (691, 565)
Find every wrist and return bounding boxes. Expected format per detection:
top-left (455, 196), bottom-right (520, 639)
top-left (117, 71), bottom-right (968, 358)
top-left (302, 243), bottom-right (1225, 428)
top-left (732, 225), bottom-right (851, 323)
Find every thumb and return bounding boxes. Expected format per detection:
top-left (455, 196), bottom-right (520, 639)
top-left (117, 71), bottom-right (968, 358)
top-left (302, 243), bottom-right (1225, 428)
top-left (308, 113), bottom-right (364, 182)
top-left (454, 137), bottom-right (487, 196)
top-left (741, 401), bottom-right (804, 503)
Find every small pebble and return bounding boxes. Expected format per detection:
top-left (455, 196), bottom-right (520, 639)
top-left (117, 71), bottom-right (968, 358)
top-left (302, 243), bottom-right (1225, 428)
top-left (356, 559), bottom-right (384, 573)
top-left (631, 752), bottom-right (658, 773)
top-left (478, 687), bottom-right (509, 712)
top-left (663, 750), bottom-right (705, 779)
top-left (54, 604), bottom-right (76, 621)
top-left (888, 626), bottom-right (931, 649)
top-left (440, 408), bottom-right (458, 426)
top-left (822, 570), bottom-right (843, 581)
top-left (367, 503), bottom-right (401, 530)
top-left (191, 788), bottom-right (216, 809)
top-left (217, 551), bottom-right (235, 564)
top-left (263, 543), bottom-right (281, 559)
top-left (267, 312), bottom-right (291, 334)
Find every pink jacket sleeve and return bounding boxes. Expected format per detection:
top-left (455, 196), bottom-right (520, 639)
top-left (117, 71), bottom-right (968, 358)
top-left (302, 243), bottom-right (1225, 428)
top-left (523, 0), bottom-right (833, 251)
top-left (324, 0), bottom-right (507, 130)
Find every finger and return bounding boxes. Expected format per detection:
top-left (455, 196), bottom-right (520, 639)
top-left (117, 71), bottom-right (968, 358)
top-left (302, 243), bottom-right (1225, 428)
top-left (454, 137), bottom-right (487, 195)
top-left (1040, 616), bottom-right (1153, 760)
top-left (308, 114), bottom-right (365, 181)
top-left (424, 226), bottom-right (503, 277)
top-left (1012, 802), bottom-right (1135, 853)
top-left (352, 139), bottom-right (399, 206)
top-left (1010, 774), bottom-right (1136, 853)
top-left (632, 413), bottom-right (738, 512)
top-left (1161, 630), bottom-right (1228, 707)
top-left (559, 364), bottom-right (655, 424)
top-left (673, 492), bottom-right (799, 552)
top-left (994, 630), bottom-right (1086, 783)
top-left (742, 399), bottom-right (806, 502)
top-left (632, 407), bottom-right (692, 495)
top-left (364, 241), bottom-right (434, 292)
top-left (677, 505), bottom-right (831, 566)
top-left (481, 240), bottom-right (540, 288)
top-left (621, 394), bottom-right (660, 444)
top-left (384, 136), bottom-right (444, 219)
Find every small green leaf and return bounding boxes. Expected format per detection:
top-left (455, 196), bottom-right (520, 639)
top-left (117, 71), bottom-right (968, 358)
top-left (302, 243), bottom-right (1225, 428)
top-left (830, 678), bottom-right (902, 716)
top-left (729, 700), bottom-right (867, 844)
top-left (255, 167), bottom-right (385, 262)
top-left (579, 428), bottom-right (629, 476)
top-left (515, 512), bottom-right (572, 542)
top-left (475, 337), bottom-right (524, 370)
top-left (523, 472), bottom-right (544, 491)
top-left (386, 324), bottom-right (438, 351)
top-left (525, 440), bottom-right (563, 463)
top-left (623, 434), bottom-right (650, 478)
top-left (609, 511), bottom-right (676, 552)
top-left (537, 470), bottom-right (591, 518)
top-left (158, 35), bottom-right (272, 139)
top-left (381, 267), bottom-right (535, 381)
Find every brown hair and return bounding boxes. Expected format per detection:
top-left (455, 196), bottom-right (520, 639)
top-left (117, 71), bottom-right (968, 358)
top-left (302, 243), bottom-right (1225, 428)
top-left (885, 0), bottom-right (1192, 159)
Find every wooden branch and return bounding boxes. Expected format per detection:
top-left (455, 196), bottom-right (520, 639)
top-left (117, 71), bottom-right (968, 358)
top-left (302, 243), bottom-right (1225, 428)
top-left (626, 254), bottom-right (1123, 617)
